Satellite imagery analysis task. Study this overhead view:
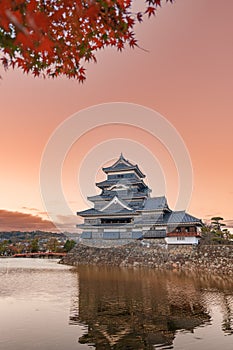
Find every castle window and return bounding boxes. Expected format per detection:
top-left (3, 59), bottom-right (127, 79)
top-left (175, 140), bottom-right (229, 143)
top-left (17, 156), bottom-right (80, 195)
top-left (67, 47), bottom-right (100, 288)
top-left (101, 218), bottom-right (131, 224)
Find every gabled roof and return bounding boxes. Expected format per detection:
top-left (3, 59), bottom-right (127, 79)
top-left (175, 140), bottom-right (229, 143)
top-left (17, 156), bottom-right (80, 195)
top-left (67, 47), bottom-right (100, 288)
top-left (77, 196), bottom-right (139, 217)
top-left (100, 196), bottom-right (133, 212)
top-left (166, 211), bottom-right (202, 225)
top-left (87, 192), bottom-right (148, 202)
top-left (102, 153), bottom-right (145, 178)
top-left (141, 196), bottom-right (171, 211)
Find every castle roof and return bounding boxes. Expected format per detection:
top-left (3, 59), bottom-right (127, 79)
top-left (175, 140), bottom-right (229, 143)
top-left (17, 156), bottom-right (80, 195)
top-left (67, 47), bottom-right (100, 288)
top-left (87, 192), bottom-right (148, 202)
top-left (102, 153), bottom-right (145, 178)
top-left (77, 208), bottom-right (138, 217)
top-left (100, 196), bottom-right (133, 212)
top-left (165, 211), bottom-right (202, 225)
top-left (78, 196), bottom-right (139, 217)
top-left (96, 177), bottom-right (148, 189)
top-left (140, 196), bottom-right (171, 211)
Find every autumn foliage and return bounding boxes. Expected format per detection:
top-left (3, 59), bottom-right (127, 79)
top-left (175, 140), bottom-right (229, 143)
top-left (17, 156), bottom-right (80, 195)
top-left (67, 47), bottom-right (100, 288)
top-left (0, 0), bottom-right (173, 81)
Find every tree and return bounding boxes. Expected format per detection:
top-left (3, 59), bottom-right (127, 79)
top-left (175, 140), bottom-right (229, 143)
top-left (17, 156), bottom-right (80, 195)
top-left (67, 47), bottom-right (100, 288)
top-left (200, 224), bottom-right (213, 245)
top-left (211, 217), bottom-right (225, 231)
top-left (222, 228), bottom-right (233, 242)
top-left (0, 240), bottom-right (8, 255)
top-left (0, 0), bottom-right (173, 81)
top-left (209, 217), bottom-right (233, 244)
top-left (46, 237), bottom-right (59, 252)
top-left (200, 218), bottom-right (233, 245)
top-left (30, 238), bottom-right (39, 252)
top-left (64, 239), bottom-right (76, 252)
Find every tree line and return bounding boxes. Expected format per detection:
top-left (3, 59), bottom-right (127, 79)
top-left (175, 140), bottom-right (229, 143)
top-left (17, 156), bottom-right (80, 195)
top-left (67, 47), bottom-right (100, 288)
top-left (201, 217), bottom-right (233, 245)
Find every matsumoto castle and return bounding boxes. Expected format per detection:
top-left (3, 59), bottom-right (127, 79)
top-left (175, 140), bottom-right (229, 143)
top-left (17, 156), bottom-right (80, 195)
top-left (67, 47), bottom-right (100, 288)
top-left (77, 154), bottom-right (202, 245)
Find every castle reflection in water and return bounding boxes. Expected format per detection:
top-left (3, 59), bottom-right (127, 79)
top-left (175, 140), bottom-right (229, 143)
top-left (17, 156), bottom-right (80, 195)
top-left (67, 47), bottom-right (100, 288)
top-left (67, 267), bottom-right (233, 349)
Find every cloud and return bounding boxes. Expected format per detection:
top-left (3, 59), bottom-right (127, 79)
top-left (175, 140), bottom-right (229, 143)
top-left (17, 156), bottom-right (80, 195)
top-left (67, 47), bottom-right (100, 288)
top-left (204, 213), bottom-right (222, 218)
top-left (54, 215), bottom-right (80, 233)
top-left (56, 214), bottom-right (80, 224)
top-left (0, 209), bottom-right (57, 232)
top-left (203, 216), bottom-right (233, 228)
top-left (21, 207), bottom-right (48, 216)
top-left (21, 206), bottom-right (40, 211)
top-left (224, 219), bottom-right (233, 227)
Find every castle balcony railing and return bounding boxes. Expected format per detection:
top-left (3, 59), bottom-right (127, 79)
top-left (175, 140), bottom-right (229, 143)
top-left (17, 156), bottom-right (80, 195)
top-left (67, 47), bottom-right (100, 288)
top-left (167, 232), bottom-right (201, 237)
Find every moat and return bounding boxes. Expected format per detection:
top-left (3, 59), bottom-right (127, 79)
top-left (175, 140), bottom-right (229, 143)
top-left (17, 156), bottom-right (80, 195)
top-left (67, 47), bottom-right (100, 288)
top-left (1, 258), bottom-right (233, 349)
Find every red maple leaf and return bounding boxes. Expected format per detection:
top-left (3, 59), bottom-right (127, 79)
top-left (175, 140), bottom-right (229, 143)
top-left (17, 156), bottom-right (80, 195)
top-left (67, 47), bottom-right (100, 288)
top-left (137, 12), bottom-right (143, 23)
top-left (146, 6), bottom-right (156, 18)
top-left (129, 37), bottom-right (137, 48)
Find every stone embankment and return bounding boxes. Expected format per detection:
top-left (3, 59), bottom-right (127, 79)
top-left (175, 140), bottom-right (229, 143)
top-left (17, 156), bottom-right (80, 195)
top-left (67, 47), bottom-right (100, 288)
top-left (61, 240), bottom-right (233, 275)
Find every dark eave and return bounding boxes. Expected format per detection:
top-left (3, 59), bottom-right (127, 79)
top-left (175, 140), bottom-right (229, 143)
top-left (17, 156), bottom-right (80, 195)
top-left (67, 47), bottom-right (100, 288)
top-left (87, 192), bottom-right (148, 202)
top-left (96, 178), bottom-right (148, 189)
top-left (77, 208), bottom-right (139, 217)
top-left (103, 165), bottom-right (145, 178)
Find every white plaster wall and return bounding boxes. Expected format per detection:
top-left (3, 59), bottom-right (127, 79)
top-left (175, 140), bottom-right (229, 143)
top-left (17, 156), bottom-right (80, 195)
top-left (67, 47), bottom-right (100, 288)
top-left (165, 236), bottom-right (199, 245)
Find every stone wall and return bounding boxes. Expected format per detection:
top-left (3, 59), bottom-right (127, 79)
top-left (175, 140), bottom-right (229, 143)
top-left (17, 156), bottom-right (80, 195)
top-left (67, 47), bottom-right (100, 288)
top-left (61, 240), bottom-right (233, 276)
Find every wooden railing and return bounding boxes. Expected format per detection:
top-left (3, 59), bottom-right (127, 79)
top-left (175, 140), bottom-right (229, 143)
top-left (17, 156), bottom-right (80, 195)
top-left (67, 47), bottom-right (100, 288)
top-left (167, 232), bottom-right (201, 237)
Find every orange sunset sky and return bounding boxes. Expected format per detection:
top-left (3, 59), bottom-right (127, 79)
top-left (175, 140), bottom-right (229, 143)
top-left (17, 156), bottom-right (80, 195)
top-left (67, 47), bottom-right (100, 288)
top-left (0, 0), bottom-right (233, 232)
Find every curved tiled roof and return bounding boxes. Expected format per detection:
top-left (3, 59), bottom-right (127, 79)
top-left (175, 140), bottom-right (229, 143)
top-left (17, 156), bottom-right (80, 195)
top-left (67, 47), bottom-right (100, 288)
top-left (165, 211), bottom-right (202, 224)
top-left (102, 153), bottom-right (145, 178)
top-left (96, 178), bottom-right (148, 189)
top-left (87, 192), bottom-right (148, 201)
top-left (77, 207), bottom-right (138, 217)
top-left (141, 196), bottom-right (170, 211)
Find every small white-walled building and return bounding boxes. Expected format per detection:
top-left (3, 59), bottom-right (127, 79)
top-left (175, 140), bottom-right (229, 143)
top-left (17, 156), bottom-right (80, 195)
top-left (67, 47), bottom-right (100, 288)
top-left (165, 235), bottom-right (200, 245)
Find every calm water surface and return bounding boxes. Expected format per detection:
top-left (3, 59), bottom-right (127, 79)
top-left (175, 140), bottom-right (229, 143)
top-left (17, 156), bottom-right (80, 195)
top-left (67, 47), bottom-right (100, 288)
top-left (0, 258), bottom-right (233, 350)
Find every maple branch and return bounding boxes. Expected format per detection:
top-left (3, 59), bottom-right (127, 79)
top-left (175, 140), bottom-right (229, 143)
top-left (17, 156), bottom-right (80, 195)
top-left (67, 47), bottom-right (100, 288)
top-left (0, 0), bottom-right (174, 81)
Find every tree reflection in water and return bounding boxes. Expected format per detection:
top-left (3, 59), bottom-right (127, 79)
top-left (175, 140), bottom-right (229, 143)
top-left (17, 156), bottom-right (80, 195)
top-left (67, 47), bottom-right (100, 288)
top-left (69, 267), bottom-right (216, 349)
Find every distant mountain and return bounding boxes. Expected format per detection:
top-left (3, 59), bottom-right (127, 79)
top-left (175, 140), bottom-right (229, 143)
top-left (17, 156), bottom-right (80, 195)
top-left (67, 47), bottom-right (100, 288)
top-left (0, 231), bottom-right (67, 241)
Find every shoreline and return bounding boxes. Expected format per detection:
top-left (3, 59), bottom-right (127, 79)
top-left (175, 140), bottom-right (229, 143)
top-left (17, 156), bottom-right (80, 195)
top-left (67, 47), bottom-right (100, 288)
top-left (61, 240), bottom-right (233, 276)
